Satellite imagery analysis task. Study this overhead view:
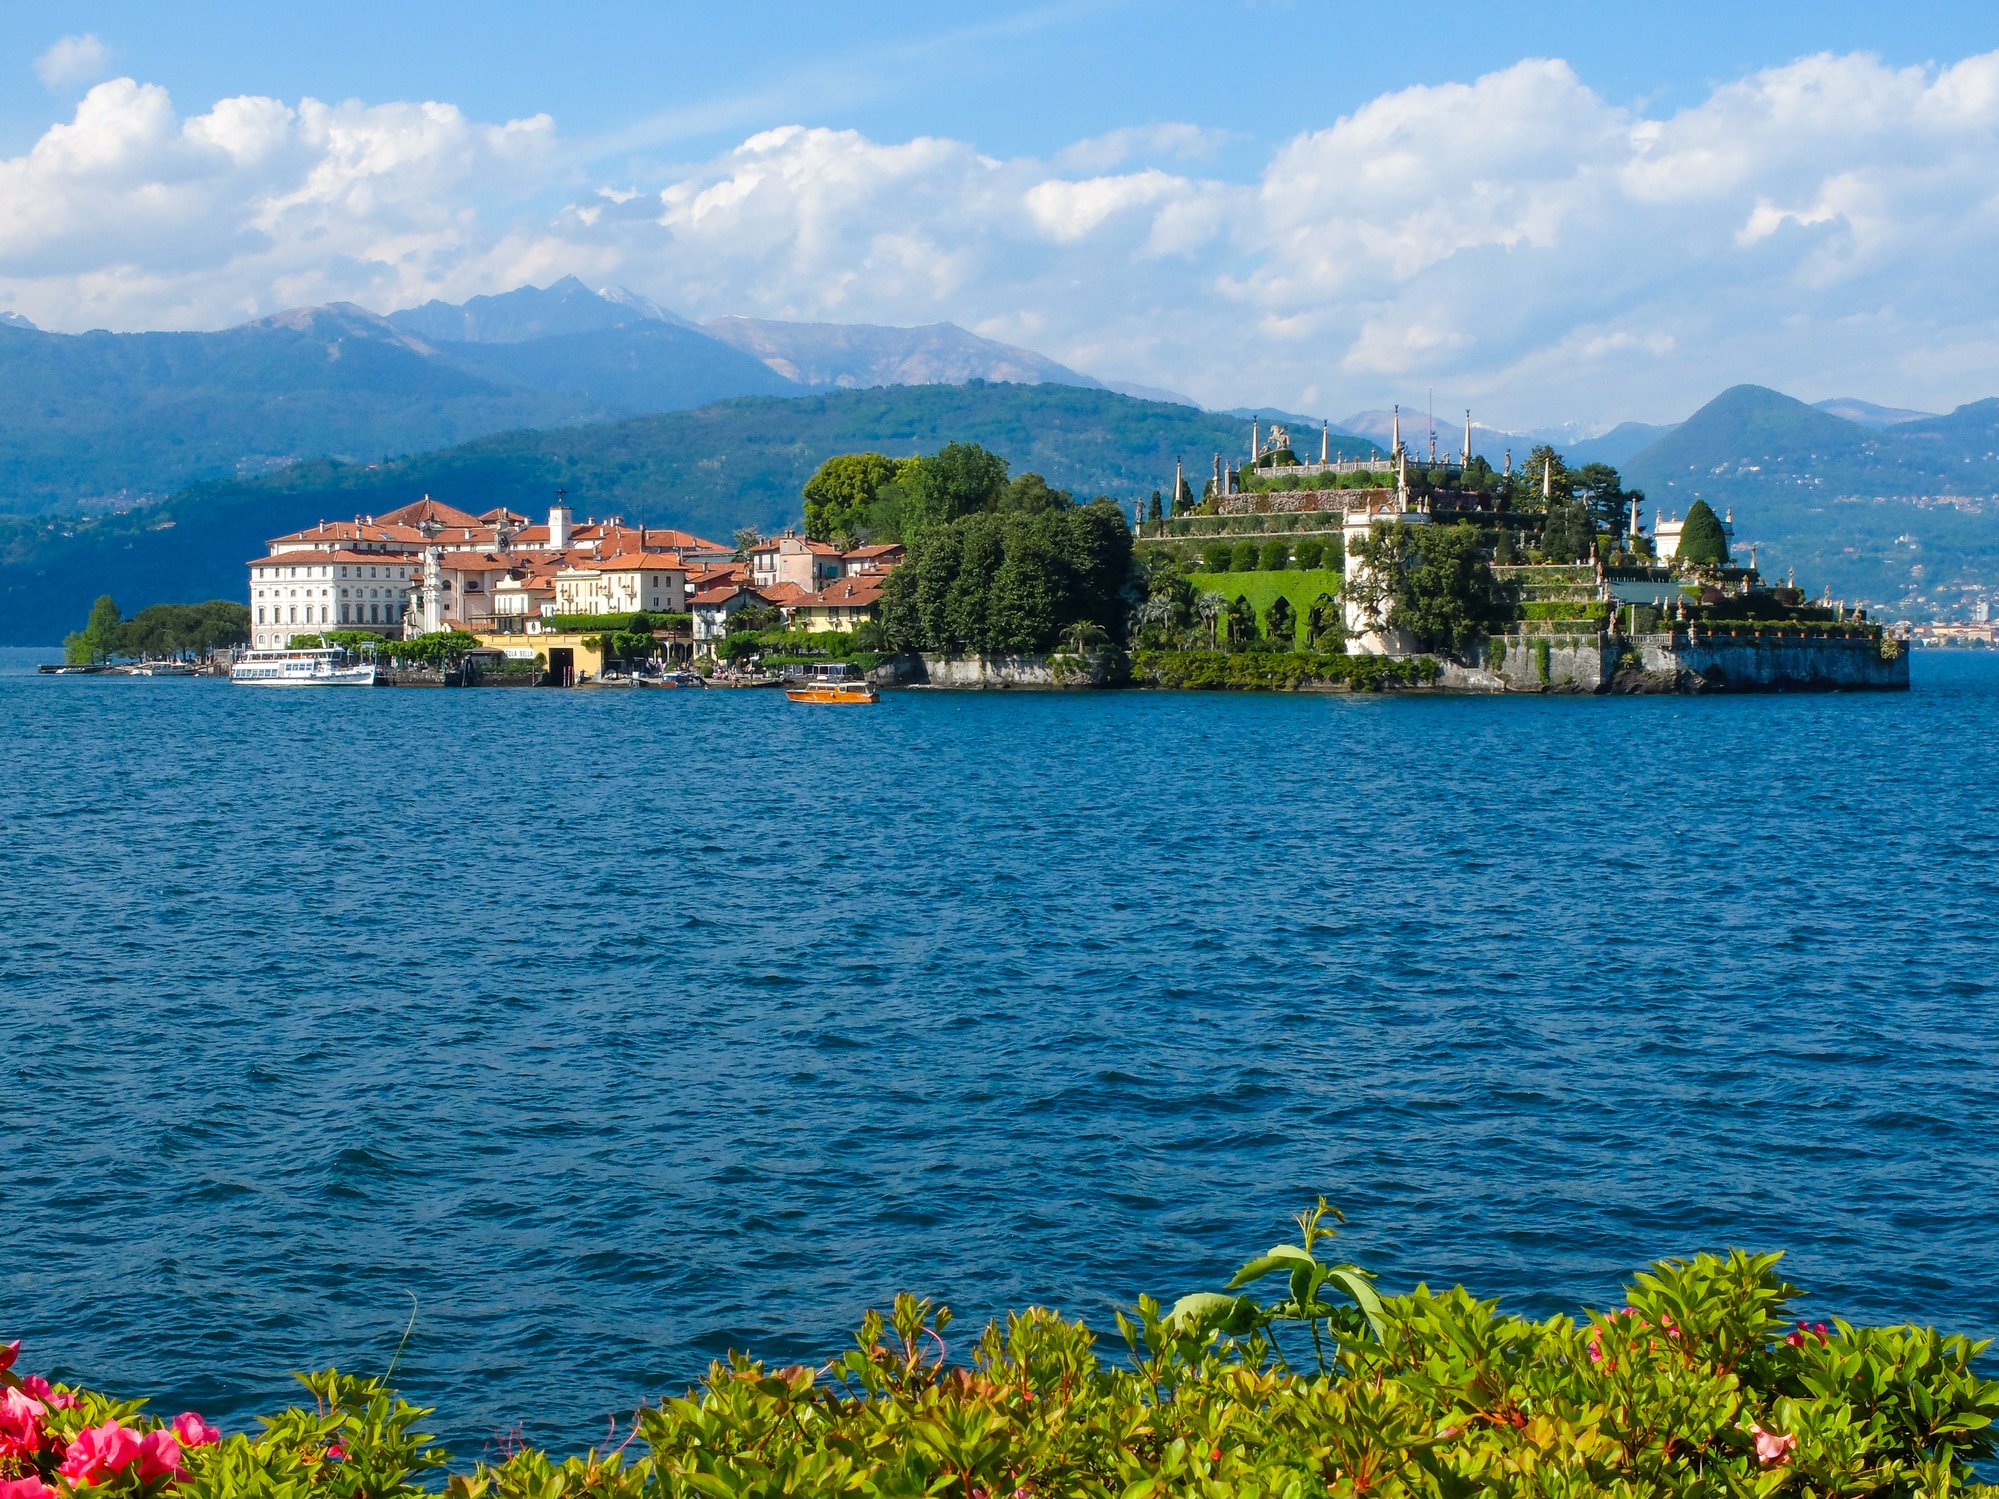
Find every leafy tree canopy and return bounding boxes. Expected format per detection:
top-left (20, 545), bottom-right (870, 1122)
top-left (1541, 501), bottom-right (1596, 563)
top-left (1516, 444), bottom-right (1573, 510)
top-left (1571, 461), bottom-right (1643, 532)
top-left (802, 452), bottom-right (911, 545)
top-left (1350, 521), bottom-right (1514, 653)
top-left (881, 497), bottom-right (1133, 655)
top-left (65, 595), bottom-right (248, 662)
top-left (895, 441), bottom-right (1011, 535)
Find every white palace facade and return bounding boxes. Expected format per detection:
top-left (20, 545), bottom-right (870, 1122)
top-left (246, 494), bottom-right (734, 651)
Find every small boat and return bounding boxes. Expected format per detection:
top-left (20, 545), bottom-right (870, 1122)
top-left (784, 662), bottom-right (879, 704)
top-left (637, 668), bottom-right (704, 688)
top-left (230, 641), bottom-right (376, 687)
top-left (130, 661), bottom-right (199, 677)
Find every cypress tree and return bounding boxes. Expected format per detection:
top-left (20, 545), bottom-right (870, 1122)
top-left (1676, 499), bottom-right (1729, 565)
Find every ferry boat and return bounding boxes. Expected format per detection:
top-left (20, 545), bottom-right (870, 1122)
top-left (784, 662), bottom-right (879, 704)
top-left (230, 643), bottom-right (376, 687)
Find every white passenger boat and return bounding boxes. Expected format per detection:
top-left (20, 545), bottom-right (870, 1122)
top-left (230, 644), bottom-right (376, 687)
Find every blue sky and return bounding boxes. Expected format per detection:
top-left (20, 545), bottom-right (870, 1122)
top-left (7, 0), bottom-right (1999, 426)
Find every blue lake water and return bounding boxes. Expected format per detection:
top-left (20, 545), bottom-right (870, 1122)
top-left (4, 648), bottom-right (1997, 1455)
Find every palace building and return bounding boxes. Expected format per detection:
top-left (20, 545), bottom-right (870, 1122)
top-left (245, 493), bottom-right (734, 650)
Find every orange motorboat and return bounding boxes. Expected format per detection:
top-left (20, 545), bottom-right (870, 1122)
top-left (785, 663), bottom-right (880, 703)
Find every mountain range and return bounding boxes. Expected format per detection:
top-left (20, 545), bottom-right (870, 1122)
top-left (0, 278), bottom-right (1115, 518)
top-left (2, 277), bottom-right (1996, 633)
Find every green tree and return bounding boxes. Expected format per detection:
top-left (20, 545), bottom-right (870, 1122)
top-left (1572, 462), bottom-right (1641, 533)
top-left (63, 594), bottom-right (124, 664)
top-left (1294, 537), bottom-right (1325, 570)
top-left (1147, 489), bottom-right (1163, 524)
top-left (1676, 498), bottom-right (1731, 566)
top-left (1265, 595), bottom-right (1297, 646)
top-left (898, 441), bottom-right (1010, 535)
top-left (802, 453), bottom-right (907, 545)
top-left (992, 472), bottom-right (1073, 517)
top-left (1195, 590), bottom-right (1228, 648)
top-left (1540, 502), bottom-right (1596, 563)
top-left (1230, 539), bottom-right (1259, 572)
top-left (1350, 522), bottom-right (1514, 654)
top-left (1202, 542), bottom-right (1232, 573)
top-left (1305, 592), bottom-right (1343, 649)
top-left (1517, 445), bottom-right (1572, 510)
top-left (1259, 538), bottom-right (1290, 571)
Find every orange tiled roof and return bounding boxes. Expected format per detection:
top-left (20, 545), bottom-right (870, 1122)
top-left (377, 497), bottom-right (483, 528)
top-left (795, 577), bottom-right (886, 608)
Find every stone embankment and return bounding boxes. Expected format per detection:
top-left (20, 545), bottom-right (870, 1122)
top-left (877, 653), bottom-right (1122, 688)
top-left (1483, 633), bottom-right (1907, 693)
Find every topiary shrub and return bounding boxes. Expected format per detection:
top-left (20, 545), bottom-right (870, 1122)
top-left (1230, 540), bottom-right (1260, 572)
top-left (1677, 498), bottom-right (1731, 565)
top-left (1202, 542), bottom-right (1232, 573)
top-left (1259, 539), bottom-right (1290, 571)
top-left (1294, 537), bottom-right (1326, 570)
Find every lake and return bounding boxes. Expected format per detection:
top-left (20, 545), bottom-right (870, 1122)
top-left (3, 648), bottom-right (1995, 1455)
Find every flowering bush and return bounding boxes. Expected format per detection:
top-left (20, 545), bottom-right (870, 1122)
top-left (5, 1227), bottom-right (1997, 1499)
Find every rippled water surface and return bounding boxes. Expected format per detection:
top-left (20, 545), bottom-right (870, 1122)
top-left (4, 649), bottom-right (1997, 1452)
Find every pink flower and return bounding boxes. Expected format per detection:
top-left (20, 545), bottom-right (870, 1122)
top-left (135, 1430), bottom-right (187, 1483)
top-left (171, 1413), bottom-right (220, 1449)
top-left (1752, 1425), bottom-right (1796, 1466)
top-left (60, 1419), bottom-right (145, 1487)
top-left (19, 1379), bottom-right (75, 1413)
top-left (0, 1387), bottom-right (46, 1461)
top-left (0, 1477), bottom-right (56, 1499)
top-left (0, 1342), bottom-right (19, 1374)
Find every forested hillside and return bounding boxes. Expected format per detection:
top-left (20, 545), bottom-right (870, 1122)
top-left (1623, 385), bottom-right (1999, 610)
top-left (0, 383), bottom-right (1259, 644)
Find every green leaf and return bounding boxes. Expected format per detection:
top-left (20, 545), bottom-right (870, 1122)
top-left (1167, 1293), bottom-right (1261, 1336)
top-left (1225, 1245), bottom-right (1315, 1289)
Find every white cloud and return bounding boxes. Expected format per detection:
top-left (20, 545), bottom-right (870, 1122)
top-left (10, 50), bottom-right (1999, 423)
top-left (35, 34), bottom-right (109, 89)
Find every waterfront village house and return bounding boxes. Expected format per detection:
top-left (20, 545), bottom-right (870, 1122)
top-left (249, 494), bottom-right (729, 650)
top-left (751, 531), bottom-right (844, 593)
top-left (690, 582), bottom-right (778, 656)
top-left (552, 554), bottom-right (689, 617)
top-left (841, 544), bottom-right (904, 577)
top-left (791, 575), bottom-right (887, 633)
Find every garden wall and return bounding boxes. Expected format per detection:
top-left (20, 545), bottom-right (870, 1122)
top-left (903, 653), bottom-right (1120, 688)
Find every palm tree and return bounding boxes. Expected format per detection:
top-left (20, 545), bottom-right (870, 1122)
top-left (1195, 591), bottom-right (1228, 649)
top-left (1061, 619), bottom-right (1109, 657)
top-left (1134, 596), bottom-right (1175, 646)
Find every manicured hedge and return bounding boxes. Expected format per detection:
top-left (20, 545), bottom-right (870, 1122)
top-left (1134, 649), bottom-right (1439, 690)
top-left (1185, 569), bottom-right (1344, 648)
top-left (3, 1241), bottom-right (1992, 1499)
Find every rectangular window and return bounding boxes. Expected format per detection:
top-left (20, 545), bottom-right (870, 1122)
top-left (288, 606), bottom-right (296, 623)
top-left (257, 607), bottom-right (265, 624)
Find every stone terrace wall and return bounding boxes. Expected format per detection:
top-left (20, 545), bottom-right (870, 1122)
top-left (1634, 634), bottom-right (1907, 692)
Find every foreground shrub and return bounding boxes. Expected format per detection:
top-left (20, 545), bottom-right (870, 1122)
top-left (4, 1213), bottom-right (1996, 1499)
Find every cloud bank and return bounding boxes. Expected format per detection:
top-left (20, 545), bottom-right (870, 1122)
top-left (5, 51), bottom-right (1999, 424)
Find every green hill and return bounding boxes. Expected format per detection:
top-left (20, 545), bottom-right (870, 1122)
top-left (1623, 385), bottom-right (1999, 612)
top-left (0, 382), bottom-right (1258, 644)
